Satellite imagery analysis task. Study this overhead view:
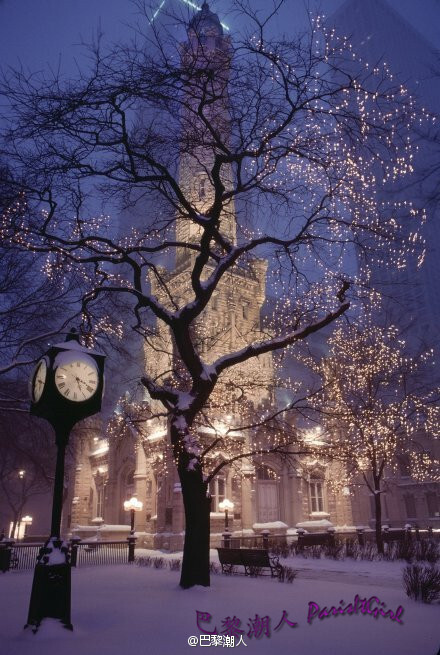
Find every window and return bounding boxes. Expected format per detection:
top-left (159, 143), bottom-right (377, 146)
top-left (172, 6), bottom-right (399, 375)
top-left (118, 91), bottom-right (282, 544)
top-left (256, 465), bottom-right (278, 481)
top-left (310, 480), bottom-right (324, 513)
top-left (96, 483), bottom-right (105, 519)
top-left (397, 455), bottom-right (411, 477)
top-left (404, 494), bottom-right (417, 519)
top-left (125, 470), bottom-right (135, 498)
top-left (198, 177), bottom-right (207, 201)
top-left (209, 474), bottom-right (225, 512)
top-left (242, 304), bottom-right (248, 320)
top-left (426, 492), bottom-right (439, 517)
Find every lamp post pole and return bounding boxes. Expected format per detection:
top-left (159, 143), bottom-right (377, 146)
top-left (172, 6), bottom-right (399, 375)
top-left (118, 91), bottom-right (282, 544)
top-left (124, 497), bottom-right (143, 562)
top-left (50, 432), bottom-right (68, 538)
top-left (219, 499), bottom-right (234, 549)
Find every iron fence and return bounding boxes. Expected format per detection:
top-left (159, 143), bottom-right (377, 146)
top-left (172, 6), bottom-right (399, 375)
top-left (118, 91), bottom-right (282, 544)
top-left (0, 543), bottom-right (42, 571)
top-left (0, 539), bottom-right (132, 572)
top-left (72, 541), bottom-right (130, 567)
top-left (223, 526), bottom-right (440, 552)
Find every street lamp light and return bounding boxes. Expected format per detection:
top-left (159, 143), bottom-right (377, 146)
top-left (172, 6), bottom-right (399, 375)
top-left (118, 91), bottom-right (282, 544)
top-left (124, 496), bottom-right (143, 535)
top-left (219, 498), bottom-right (234, 531)
top-left (124, 497), bottom-right (143, 563)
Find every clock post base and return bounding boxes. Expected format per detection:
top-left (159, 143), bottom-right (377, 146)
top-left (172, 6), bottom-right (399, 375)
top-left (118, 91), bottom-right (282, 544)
top-left (25, 541), bottom-right (72, 633)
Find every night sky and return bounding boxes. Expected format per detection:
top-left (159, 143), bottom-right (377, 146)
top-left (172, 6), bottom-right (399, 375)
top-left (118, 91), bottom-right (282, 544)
top-left (0, 0), bottom-right (439, 74)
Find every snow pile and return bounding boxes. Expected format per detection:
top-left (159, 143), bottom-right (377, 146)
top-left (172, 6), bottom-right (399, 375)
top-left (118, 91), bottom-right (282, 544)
top-left (296, 519), bottom-right (334, 530)
top-left (252, 522), bottom-right (288, 531)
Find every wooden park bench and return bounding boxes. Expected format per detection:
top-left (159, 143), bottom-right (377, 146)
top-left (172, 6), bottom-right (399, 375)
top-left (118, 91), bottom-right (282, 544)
top-left (296, 531), bottom-right (335, 551)
top-left (217, 548), bottom-right (284, 581)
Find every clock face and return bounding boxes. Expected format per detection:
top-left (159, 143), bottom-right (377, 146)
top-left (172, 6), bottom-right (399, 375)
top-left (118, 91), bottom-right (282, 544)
top-left (55, 358), bottom-right (99, 402)
top-left (32, 359), bottom-right (47, 402)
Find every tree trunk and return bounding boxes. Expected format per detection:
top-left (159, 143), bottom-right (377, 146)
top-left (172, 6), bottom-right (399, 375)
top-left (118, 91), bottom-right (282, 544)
top-left (170, 419), bottom-right (212, 589)
top-left (374, 483), bottom-right (383, 554)
top-left (178, 466), bottom-right (211, 588)
top-left (10, 516), bottom-right (19, 540)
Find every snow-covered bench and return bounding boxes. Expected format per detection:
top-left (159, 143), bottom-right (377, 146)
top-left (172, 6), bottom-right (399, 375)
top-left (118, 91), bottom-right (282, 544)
top-left (217, 548), bottom-right (284, 580)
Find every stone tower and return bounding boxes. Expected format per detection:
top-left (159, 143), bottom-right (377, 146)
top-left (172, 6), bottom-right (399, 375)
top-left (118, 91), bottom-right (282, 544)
top-left (142, 2), bottom-right (275, 548)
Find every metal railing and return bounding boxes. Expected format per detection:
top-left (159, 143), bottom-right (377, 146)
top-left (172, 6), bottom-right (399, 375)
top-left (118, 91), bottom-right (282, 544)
top-left (222, 525), bottom-right (440, 551)
top-left (71, 540), bottom-right (131, 567)
top-left (0, 542), bottom-right (43, 571)
top-left (0, 537), bottom-right (135, 572)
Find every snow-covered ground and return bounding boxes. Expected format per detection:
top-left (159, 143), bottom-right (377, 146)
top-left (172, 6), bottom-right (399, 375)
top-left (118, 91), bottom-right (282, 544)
top-left (0, 553), bottom-right (438, 655)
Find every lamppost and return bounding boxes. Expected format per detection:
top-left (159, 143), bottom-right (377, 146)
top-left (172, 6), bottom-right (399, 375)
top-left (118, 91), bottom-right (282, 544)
top-left (26, 328), bottom-right (105, 632)
top-left (219, 498), bottom-right (234, 548)
top-left (124, 497), bottom-right (143, 562)
top-left (14, 469), bottom-right (26, 539)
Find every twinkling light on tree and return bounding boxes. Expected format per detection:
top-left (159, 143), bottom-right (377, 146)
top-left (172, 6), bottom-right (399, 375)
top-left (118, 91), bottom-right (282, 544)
top-left (311, 318), bottom-right (439, 552)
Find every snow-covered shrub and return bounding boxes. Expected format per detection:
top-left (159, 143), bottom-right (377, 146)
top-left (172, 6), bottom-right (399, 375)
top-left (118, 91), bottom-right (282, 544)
top-left (283, 567), bottom-right (298, 583)
top-left (153, 557), bottom-right (165, 569)
top-left (414, 540), bottom-right (439, 564)
top-left (270, 543), bottom-right (289, 558)
top-left (209, 562), bottom-right (220, 575)
top-left (136, 556), bottom-right (153, 567)
top-left (403, 564), bottom-right (440, 603)
top-left (168, 558), bottom-right (181, 571)
top-left (361, 543), bottom-right (380, 561)
top-left (324, 540), bottom-right (345, 560)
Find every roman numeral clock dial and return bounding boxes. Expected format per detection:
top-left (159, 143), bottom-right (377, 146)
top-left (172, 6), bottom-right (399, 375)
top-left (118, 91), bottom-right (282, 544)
top-left (55, 358), bottom-right (98, 402)
top-left (31, 358), bottom-right (47, 402)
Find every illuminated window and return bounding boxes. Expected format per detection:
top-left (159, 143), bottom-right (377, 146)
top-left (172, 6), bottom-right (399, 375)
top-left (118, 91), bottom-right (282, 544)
top-left (310, 480), bottom-right (324, 513)
top-left (209, 474), bottom-right (225, 512)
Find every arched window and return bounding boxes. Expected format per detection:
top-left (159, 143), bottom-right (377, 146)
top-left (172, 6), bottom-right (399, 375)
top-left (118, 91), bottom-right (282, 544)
top-left (256, 464), bottom-right (278, 481)
top-left (125, 470), bottom-right (135, 498)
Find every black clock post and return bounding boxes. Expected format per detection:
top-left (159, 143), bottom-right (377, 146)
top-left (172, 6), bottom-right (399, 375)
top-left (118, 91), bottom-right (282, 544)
top-left (26, 329), bottom-right (105, 632)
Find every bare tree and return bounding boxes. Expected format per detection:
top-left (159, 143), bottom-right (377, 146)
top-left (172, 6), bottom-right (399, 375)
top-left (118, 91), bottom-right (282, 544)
top-left (0, 2), bottom-right (424, 586)
top-left (0, 400), bottom-right (55, 538)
